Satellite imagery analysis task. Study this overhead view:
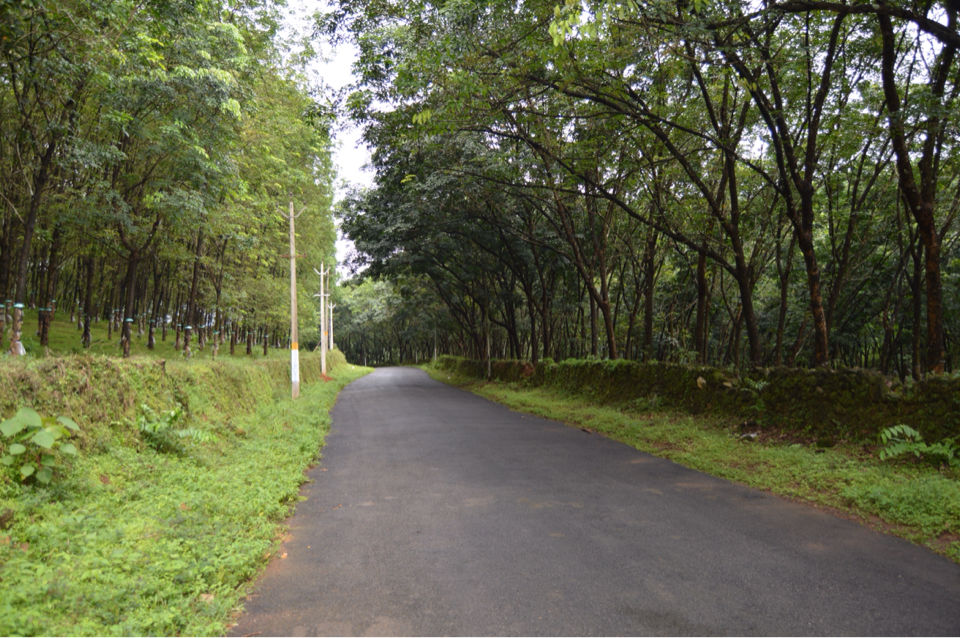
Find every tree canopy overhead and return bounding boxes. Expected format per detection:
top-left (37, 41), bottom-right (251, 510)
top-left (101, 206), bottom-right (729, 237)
top-left (328, 0), bottom-right (960, 376)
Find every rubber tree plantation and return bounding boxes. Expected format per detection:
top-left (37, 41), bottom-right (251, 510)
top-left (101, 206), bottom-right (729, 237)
top-left (327, 0), bottom-right (960, 378)
top-left (0, 0), bottom-right (338, 359)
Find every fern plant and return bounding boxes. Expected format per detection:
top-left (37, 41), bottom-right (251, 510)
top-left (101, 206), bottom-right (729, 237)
top-left (741, 377), bottom-right (769, 417)
top-left (878, 424), bottom-right (959, 469)
top-left (137, 404), bottom-right (214, 454)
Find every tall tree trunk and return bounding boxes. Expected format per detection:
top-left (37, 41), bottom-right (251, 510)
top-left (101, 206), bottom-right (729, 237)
top-left (39, 225), bottom-right (63, 347)
top-left (0, 207), bottom-right (13, 304)
top-left (911, 238), bottom-right (924, 380)
top-left (0, 211), bottom-right (9, 350)
top-left (70, 256), bottom-right (82, 326)
top-left (642, 232), bottom-right (657, 362)
top-left (523, 284), bottom-right (539, 364)
top-left (733, 260), bottom-right (760, 368)
top-left (148, 276), bottom-right (159, 350)
top-left (148, 264), bottom-right (163, 350)
top-left (695, 249), bottom-right (708, 364)
top-left (877, 11), bottom-right (955, 373)
top-left (10, 122), bottom-right (69, 355)
top-left (589, 293), bottom-right (598, 357)
top-left (774, 228), bottom-right (796, 366)
top-left (120, 251), bottom-right (139, 358)
top-left (797, 226), bottom-right (829, 367)
top-left (185, 229), bottom-right (203, 355)
top-left (484, 304), bottom-right (492, 379)
top-left (624, 256), bottom-right (643, 361)
top-left (173, 289), bottom-right (183, 349)
top-left (82, 254), bottom-right (94, 349)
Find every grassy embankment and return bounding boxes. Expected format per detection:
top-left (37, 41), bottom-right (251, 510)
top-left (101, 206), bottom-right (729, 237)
top-left (0, 311), bottom-right (370, 635)
top-left (423, 361), bottom-right (960, 564)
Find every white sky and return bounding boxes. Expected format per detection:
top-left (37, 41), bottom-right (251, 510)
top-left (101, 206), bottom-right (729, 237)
top-left (281, 1), bottom-right (373, 273)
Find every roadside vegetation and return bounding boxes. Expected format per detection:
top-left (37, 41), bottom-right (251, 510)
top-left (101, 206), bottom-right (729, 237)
top-left (1, 1), bottom-right (357, 632)
top-left (424, 362), bottom-right (960, 564)
top-left (0, 0), bottom-right (337, 360)
top-left (0, 315), bottom-right (370, 635)
top-left (9, 307), bottom-right (296, 361)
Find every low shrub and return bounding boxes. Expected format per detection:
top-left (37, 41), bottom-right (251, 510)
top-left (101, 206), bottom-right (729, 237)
top-left (432, 356), bottom-right (960, 443)
top-left (878, 424), bottom-right (959, 469)
top-left (0, 408), bottom-right (79, 484)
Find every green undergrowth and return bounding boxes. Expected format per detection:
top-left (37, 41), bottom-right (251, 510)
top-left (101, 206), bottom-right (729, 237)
top-left (0, 351), bottom-right (369, 636)
top-left (435, 355), bottom-right (960, 442)
top-left (424, 363), bottom-right (960, 564)
top-left (9, 306), bottom-right (296, 360)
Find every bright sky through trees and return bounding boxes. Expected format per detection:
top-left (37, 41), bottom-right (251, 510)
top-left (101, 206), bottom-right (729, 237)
top-left (280, 0), bottom-right (373, 272)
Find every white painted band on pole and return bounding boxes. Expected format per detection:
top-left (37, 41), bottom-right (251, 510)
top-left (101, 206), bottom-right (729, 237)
top-left (291, 348), bottom-right (300, 384)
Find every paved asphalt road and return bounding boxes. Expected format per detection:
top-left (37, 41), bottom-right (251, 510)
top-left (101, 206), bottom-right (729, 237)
top-left (229, 367), bottom-right (960, 636)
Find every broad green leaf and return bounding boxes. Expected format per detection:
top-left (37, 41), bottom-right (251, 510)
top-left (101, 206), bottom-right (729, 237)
top-left (16, 408), bottom-right (42, 429)
top-left (30, 430), bottom-right (56, 449)
top-left (60, 443), bottom-right (78, 456)
top-left (0, 413), bottom-right (28, 437)
top-left (36, 467), bottom-right (52, 484)
top-left (0, 455), bottom-right (13, 466)
top-left (57, 416), bottom-right (79, 431)
top-left (20, 463), bottom-right (35, 479)
top-left (0, 419), bottom-right (23, 437)
top-left (8, 443), bottom-right (26, 456)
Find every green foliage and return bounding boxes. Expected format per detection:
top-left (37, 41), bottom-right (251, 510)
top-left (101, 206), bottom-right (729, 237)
top-left (627, 394), bottom-right (663, 412)
top-left (842, 475), bottom-right (960, 539)
top-left (740, 378), bottom-right (768, 418)
top-left (0, 354), bottom-right (370, 635)
top-left (0, 408), bottom-right (79, 485)
top-left (435, 355), bottom-right (960, 443)
top-left (13, 307), bottom-right (291, 361)
top-left (0, 0), bottom-right (336, 359)
top-left (434, 355), bottom-right (755, 416)
top-left (334, 276), bottom-right (455, 365)
top-left (740, 378), bottom-right (769, 393)
top-left (329, 0), bottom-right (960, 375)
top-left (879, 425), bottom-right (959, 469)
top-left (136, 404), bottom-right (215, 455)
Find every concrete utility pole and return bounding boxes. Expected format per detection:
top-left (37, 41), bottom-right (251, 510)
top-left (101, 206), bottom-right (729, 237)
top-left (328, 303), bottom-right (335, 351)
top-left (283, 201), bottom-right (305, 399)
top-left (318, 263), bottom-right (328, 377)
